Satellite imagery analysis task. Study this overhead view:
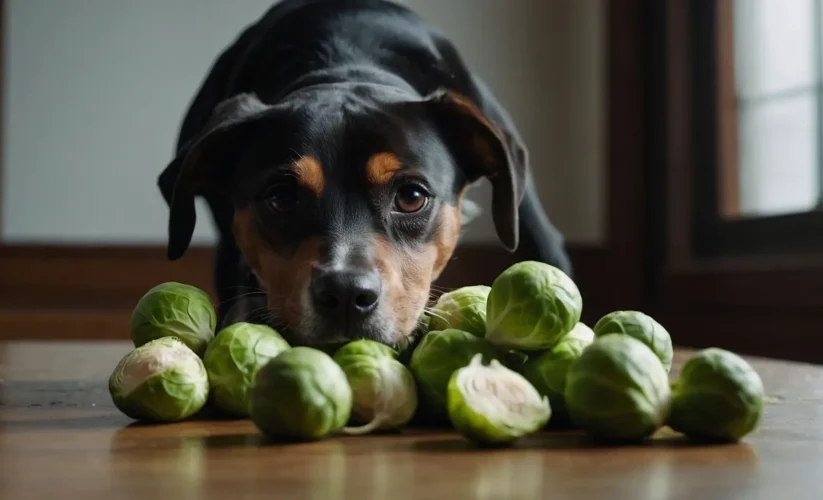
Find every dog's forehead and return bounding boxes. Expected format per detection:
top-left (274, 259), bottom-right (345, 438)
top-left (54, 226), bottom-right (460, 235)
top-left (284, 81), bottom-right (423, 108)
top-left (234, 83), bottom-right (459, 205)
top-left (286, 86), bottom-right (446, 175)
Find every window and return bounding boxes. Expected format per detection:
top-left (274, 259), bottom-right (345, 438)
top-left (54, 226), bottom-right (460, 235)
top-left (605, 0), bottom-right (823, 363)
top-left (687, 0), bottom-right (823, 257)
top-left (721, 0), bottom-right (823, 218)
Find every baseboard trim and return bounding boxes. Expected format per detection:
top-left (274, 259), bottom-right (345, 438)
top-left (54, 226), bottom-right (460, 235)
top-left (0, 243), bottom-right (608, 340)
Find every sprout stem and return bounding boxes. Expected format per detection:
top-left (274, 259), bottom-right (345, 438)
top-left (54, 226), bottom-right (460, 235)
top-left (342, 415), bottom-right (386, 435)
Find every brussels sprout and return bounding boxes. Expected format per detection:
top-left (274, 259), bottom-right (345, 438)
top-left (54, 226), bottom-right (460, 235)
top-left (250, 347), bottom-right (352, 441)
top-left (593, 310), bottom-right (673, 372)
top-left (519, 323), bottom-right (595, 427)
top-left (203, 322), bottom-right (291, 417)
top-left (333, 341), bottom-right (417, 434)
top-left (486, 261), bottom-right (582, 352)
top-left (565, 322), bottom-right (595, 344)
top-left (334, 339), bottom-right (398, 361)
top-left (668, 348), bottom-right (764, 442)
top-left (565, 334), bottom-right (671, 441)
top-left (409, 329), bottom-right (500, 421)
top-left (428, 285), bottom-right (491, 337)
top-left (109, 337), bottom-right (209, 422)
top-left (448, 354), bottom-right (551, 445)
top-left (130, 282), bottom-right (216, 357)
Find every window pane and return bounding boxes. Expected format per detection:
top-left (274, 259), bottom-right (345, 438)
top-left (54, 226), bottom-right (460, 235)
top-left (738, 93), bottom-right (819, 216)
top-left (734, 0), bottom-right (816, 99)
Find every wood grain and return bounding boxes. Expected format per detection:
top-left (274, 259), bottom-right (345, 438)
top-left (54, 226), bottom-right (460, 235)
top-left (1, 342), bottom-right (822, 500)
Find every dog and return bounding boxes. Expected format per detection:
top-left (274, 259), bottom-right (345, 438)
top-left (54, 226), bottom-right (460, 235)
top-left (158, 0), bottom-right (571, 348)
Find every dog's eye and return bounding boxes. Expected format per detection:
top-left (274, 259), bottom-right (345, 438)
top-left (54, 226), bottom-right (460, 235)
top-left (394, 185), bottom-right (429, 213)
top-left (265, 183), bottom-right (299, 212)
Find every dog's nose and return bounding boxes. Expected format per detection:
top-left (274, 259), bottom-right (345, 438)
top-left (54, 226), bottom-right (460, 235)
top-left (310, 268), bottom-right (381, 320)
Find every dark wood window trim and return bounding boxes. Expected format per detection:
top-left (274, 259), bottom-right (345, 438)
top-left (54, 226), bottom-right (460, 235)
top-left (716, 0), bottom-right (739, 219)
top-left (651, 0), bottom-right (823, 363)
top-left (692, 0), bottom-right (823, 258)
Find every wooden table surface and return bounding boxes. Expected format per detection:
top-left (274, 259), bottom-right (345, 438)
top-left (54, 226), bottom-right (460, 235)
top-left (0, 341), bottom-right (821, 500)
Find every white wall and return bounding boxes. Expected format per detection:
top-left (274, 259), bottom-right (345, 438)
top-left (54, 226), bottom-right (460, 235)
top-left (1, 0), bottom-right (605, 246)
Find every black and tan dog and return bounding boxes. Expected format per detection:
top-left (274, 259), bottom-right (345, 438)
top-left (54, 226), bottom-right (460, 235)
top-left (158, 0), bottom-right (571, 348)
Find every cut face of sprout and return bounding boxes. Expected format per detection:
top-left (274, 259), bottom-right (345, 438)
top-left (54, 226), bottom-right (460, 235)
top-left (448, 354), bottom-right (550, 445)
top-left (409, 328), bottom-right (500, 422)
top-left (458, 357), bottom-right (546, 427)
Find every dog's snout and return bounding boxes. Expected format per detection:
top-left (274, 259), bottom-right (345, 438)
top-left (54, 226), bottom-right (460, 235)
top-left (310, 267), bottom-right (381, 320)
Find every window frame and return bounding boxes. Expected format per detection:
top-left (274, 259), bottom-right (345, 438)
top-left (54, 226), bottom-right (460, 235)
top-left (690, 0), bottom-right (823, 258)
top-left (638, 0), bottom-right (823, 363)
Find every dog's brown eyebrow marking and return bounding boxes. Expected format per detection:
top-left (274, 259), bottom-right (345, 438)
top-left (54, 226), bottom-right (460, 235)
top-left (293, 156), bottom-right (325, 197)
top-left (365, 152), bottom-right (403, 186)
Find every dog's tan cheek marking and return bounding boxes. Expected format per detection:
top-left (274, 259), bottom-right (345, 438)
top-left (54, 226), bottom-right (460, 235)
top-left (293, 156), bottom-right (324, 197)
top-left (432, 202), bottom-right (463, 280)
top-left (373, 236), bottom-right (433, 338)
top-left (281, 238), bottom-right (321, 329)
top-left (371, 195), bottom-right (466, 337)
top-left (365, 152), bottom-right (402, 186)
top-left (232, 209), bottom-right (320, 327)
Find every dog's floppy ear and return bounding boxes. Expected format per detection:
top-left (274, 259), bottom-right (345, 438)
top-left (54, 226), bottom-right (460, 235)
top-left (158, 93), bottom-right (274, 260)
top-left (423, 89), bottom-right (527, 251)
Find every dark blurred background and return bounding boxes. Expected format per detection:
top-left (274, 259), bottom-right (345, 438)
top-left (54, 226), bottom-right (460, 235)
top-left (0, 0), bottom-right (820, 364)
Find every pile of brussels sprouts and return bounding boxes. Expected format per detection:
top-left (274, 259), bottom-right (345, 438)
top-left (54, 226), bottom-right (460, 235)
top-left (109, 261), bottom-right (765, 447)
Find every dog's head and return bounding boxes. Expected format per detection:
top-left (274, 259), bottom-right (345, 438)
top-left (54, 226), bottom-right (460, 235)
top-left (158, 83), bottom-right (527, 346)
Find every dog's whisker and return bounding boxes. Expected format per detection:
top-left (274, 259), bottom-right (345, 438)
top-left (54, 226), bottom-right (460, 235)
top-left (220, 285), bottom-right (269, 295)
top-left (217, 291), bottom-right (267, 308)
top-left (422, 309), bottom-right (449, 323)
top-left (423, 308), bottom-right (446, 318)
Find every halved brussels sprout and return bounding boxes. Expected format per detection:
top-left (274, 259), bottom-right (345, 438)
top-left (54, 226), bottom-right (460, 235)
top-left (409, 329), bottom-right (500, 421)
top-left (486, 261), bottom-right (582, 352)
top-left (565, 334), bottom-right (671, 441)
top-left (593, 310), bottom-right (673, 372)
top-left (333, 341), bottom-right (417, 434)
top-left (250, 347), bottom-right (352, 441)
top-left (668, 348), bottom-right (764, 442)
top-left (448, 354), bottom-right (551, 445)
top-left (203, 322), bottom-right (291, 417)
top-left (130, 282), bottom-right (216, 357)
top-left (519, 323), bottom-right (595, 427)
top-left (428, 285), bottom-right (491, 337)
top-left (109, 337), bottom-right (209, 422)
